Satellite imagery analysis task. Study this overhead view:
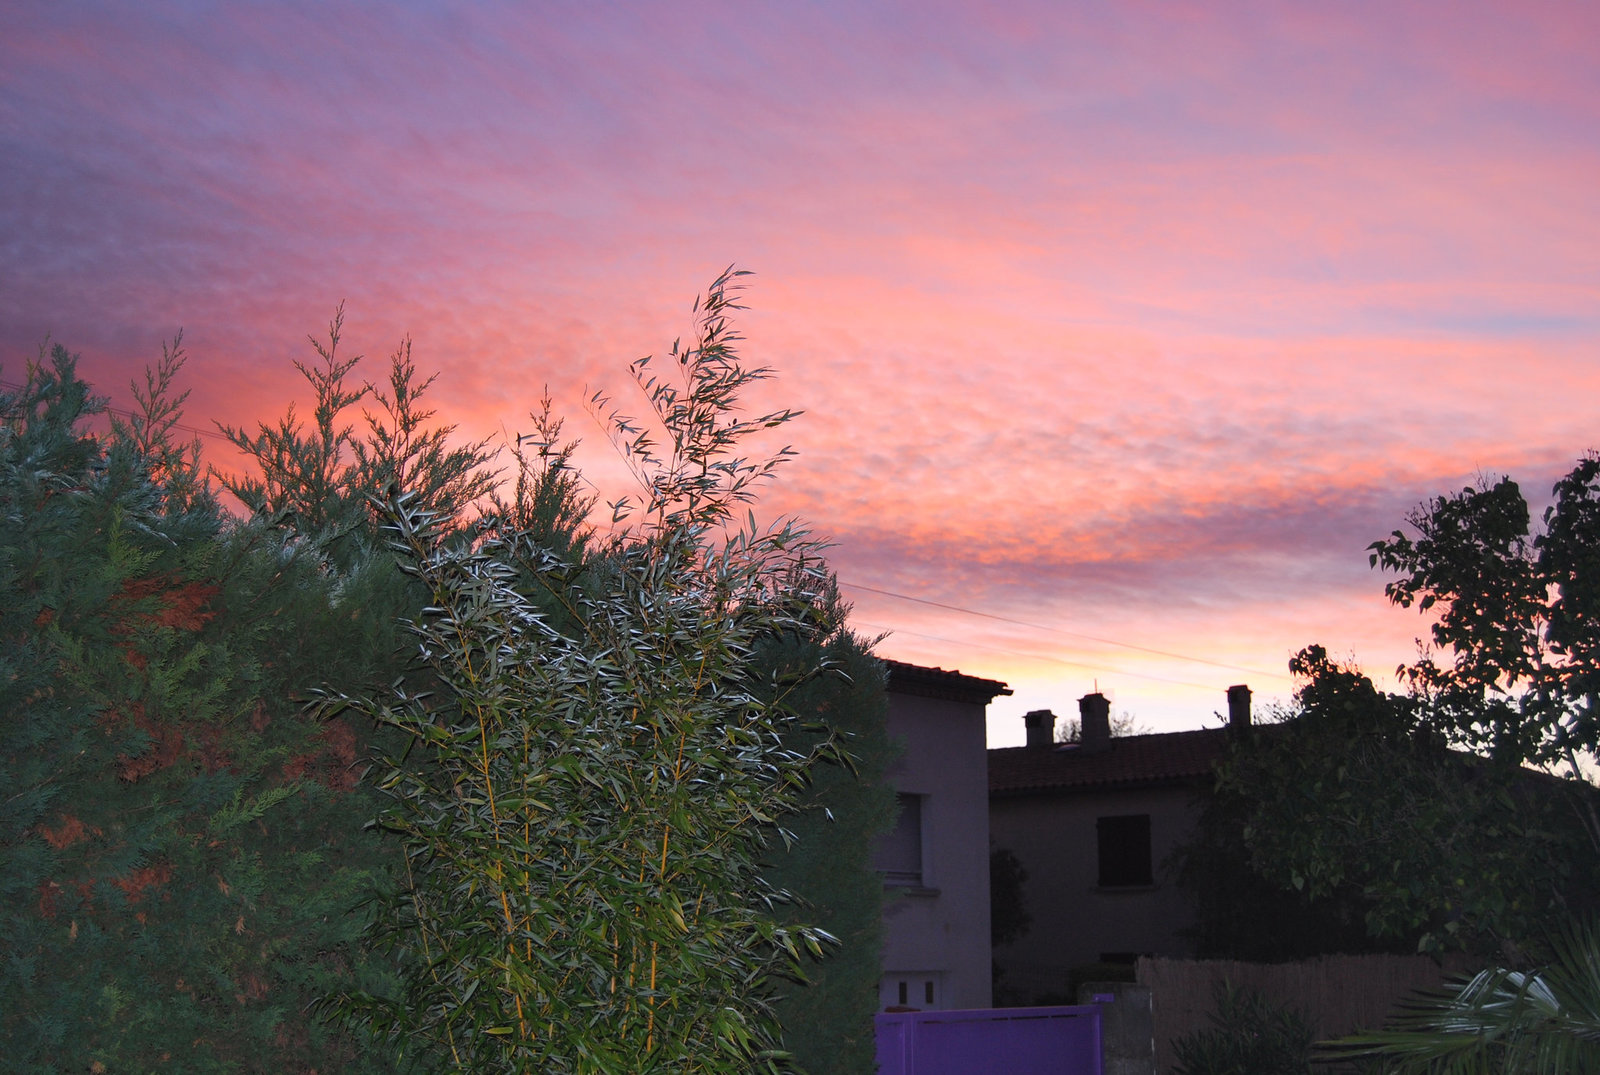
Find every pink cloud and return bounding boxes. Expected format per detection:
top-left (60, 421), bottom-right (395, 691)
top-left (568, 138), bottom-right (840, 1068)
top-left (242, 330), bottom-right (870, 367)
top-left (5, 1), bottom-right (1596, 739)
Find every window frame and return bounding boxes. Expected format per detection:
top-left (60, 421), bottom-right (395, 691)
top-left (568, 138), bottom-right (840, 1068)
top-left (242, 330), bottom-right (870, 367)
top-left (876, 791), bottom-right (926, 887)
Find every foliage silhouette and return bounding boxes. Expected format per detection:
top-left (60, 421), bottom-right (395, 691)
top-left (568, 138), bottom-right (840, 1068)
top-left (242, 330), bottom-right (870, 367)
top-left (755, 587), bottom-right (895, 1075)
top-left (1175, 647), bottom-right (1598, 958)
top-left (1371, 458), bottom-right (1600, 782)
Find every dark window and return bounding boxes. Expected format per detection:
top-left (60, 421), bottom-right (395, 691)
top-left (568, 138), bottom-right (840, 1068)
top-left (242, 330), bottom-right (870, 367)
top-left (875, 793), bottom-right (923, 885)
top-left (1097, 814), bottom-right (1152, 887)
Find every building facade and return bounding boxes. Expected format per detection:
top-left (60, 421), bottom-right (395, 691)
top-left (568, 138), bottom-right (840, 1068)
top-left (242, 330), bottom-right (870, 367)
top-left (987, 688), bottom-right (1252, 1004)
top-left (876, 660), bottom-right (1010, 1012)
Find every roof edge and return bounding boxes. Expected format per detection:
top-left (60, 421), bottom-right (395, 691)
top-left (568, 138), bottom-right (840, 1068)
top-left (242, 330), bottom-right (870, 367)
top-left (990, 772), bottom-right (1214, 797)
top-left (885, 659), bottom-right (1012, 705)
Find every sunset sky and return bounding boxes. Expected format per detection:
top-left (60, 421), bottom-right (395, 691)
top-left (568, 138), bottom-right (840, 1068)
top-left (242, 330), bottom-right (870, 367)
top-left (5, 2), bottom-right (1598, 744)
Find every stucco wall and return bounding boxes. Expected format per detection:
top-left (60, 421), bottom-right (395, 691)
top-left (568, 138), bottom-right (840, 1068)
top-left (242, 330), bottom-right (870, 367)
top-left (878, 690), bottom-right (993, 1011)
top-left (990, 783), bottom-right (1199, 1003)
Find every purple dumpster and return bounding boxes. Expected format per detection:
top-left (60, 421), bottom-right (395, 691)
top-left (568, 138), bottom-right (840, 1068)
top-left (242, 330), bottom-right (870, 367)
top-left (874, 1004), bottom-right (1102, 1075)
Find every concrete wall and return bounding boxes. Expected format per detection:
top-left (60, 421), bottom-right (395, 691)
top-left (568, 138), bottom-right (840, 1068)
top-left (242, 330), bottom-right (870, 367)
top-left (990, 784), bottom-right (1198, 1003)
top-left (879, 690), bottom-right (993, 1011)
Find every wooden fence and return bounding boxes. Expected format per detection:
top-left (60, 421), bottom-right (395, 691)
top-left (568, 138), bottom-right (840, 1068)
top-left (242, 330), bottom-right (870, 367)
top-left (1136, 952), bottom-right (1481, 1074)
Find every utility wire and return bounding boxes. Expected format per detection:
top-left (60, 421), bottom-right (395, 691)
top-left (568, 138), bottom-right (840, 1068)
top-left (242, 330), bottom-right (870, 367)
top-left (842, 580), bottom-right (1292, 683)
top-left (853, 620), bottom-right (1224, 693)
top-left (585, 518), bottom-right (1288, 686)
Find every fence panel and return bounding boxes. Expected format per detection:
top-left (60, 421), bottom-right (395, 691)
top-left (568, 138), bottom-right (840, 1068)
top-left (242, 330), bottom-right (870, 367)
top-left (1137, 953), bottom-right (1481, 1075)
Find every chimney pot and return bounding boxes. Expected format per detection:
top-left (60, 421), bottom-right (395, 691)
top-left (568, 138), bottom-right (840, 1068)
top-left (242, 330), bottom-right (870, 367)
top-left (1024, 709), bottom-right (1056, 749)
top-left (1227, 684), bottom-right (1252, 734)
top-left (1079, 693), bottom-right (1112, 753)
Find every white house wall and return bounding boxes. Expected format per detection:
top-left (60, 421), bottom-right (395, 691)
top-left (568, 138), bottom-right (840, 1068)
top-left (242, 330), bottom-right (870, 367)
top-left (879, 689), bottom-right (994, 1011)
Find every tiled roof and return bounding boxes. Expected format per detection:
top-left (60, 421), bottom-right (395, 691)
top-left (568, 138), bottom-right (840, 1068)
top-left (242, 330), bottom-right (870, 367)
top-left (989, 727), bottom-right (1235, 795)
top-left (885, 659), bottom-right (1012, 705)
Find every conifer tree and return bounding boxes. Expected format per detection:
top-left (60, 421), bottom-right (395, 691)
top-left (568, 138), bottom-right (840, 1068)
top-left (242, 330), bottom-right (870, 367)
top-left (0, 345), bottom-right (409, 1073)
top-left (755, 586), bottom-right (896, 1075)
top-left (217, 304), bottom-right (496, 559)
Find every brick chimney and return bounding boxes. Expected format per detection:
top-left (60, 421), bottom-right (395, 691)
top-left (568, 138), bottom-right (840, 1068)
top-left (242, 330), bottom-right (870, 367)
top-left (1079, 693), bottom-right (1111, 754)
top-left (1024, 709), bottom-right (1057, 749)
top-left (1227, 684), bottom-right (1252, 735)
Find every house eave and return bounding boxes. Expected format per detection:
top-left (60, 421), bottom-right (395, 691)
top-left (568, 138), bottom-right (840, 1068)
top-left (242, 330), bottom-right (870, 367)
top-left (885, 659), bottom-right (1012, 705)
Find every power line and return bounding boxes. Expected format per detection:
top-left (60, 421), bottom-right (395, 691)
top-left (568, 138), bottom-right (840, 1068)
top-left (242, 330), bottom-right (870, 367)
top-left (581, 525), bottom-right (1292, 685)
top-left (853, 620), bottom-right (1226, 693)
top-left (581, 523), bottom-right (1265, 686)
top-left (841, 580), bottom-right (1293, 683)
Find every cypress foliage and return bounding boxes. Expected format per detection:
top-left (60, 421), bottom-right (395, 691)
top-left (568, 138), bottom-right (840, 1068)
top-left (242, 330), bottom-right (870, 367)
top-left (756, 602), bottom-right (895, 1075)
top-left (216, 305), bottom-right (497, 567)
top-left (0, 345), bottom-right (410, 1073)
